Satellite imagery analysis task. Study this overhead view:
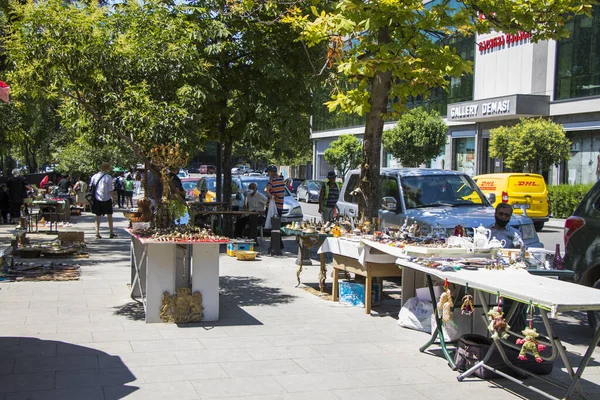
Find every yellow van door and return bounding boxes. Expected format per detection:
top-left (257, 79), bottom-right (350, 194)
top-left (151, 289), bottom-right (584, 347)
top-left (507, 175), bottom-right (548, 218)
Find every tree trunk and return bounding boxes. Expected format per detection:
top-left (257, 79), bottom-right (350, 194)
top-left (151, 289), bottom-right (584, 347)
top-left (222, 137), bottom-right (234, 237)
top-left (359, 27), bottom-right (392, 220)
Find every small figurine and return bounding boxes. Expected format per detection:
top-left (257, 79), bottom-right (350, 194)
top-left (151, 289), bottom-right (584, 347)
top-left (516, 327), bottom-right (546, 362)
top-left (461, 294), bottom-right (474, 316)
top-left (437, 282), bottom-right (453, 324)
top-left (487, 308), bottom-right (510, 340)
top-left (408, 221), bottom-right (422, 237)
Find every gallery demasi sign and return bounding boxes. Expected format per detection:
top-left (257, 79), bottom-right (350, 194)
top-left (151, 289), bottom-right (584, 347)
top-left (447, 94), bottom-right (550, 122)
top-left (450, 100), bottom-right (511, 119)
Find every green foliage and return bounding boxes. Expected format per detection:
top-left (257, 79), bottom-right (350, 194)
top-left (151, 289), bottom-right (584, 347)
top-left (6, 0), bottom-right (211, 165)
top-left (548, 183), bottom-right (594, 218)
top-left (489, 118), bottom-right (571, 173)
top-left (324, 134), bottom-right (362, 179)
top-left (382, 108), bottom-right (447, 168)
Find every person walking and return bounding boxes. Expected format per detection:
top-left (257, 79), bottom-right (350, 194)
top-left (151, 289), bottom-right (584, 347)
top-left (265, 165), bottom-right (285, 217)
top-left (114, 172), bottom-right (125, 208)
top-left (123, 175), bottom-right (134, 209)
top-left (134, 170), bottom-right (142, 196)
top-left (6, 169), bottom-right (30, 224)
top-left (73, 177), bottom-right (88, 210)
top-left (90, 162), bottom-right (116, 239)
top-left (318, 171), bottom-right (340, 223)
top-left (0, 183), bottom-right (11, 224)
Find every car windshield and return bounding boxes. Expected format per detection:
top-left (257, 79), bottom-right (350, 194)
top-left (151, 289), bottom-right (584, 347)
top-left (204, 178), bottom-right (240, 192)
top-left (182, 181), bottom-right (196, 191)
top-left (401, 174), bottom-right (488, 209)
top-left (308, 181), bottom-right (323, 190)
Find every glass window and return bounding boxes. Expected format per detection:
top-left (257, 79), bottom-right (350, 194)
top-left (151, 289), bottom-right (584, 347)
top-left (556, 7), bottom-right (600, 100)
top-left (400, 174), bottom-right (487, 209)
top-left (343, 173), bottom-right (360, 203)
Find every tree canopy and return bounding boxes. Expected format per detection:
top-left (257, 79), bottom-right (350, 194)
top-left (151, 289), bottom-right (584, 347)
top-left (383, 108), bottom-right (447, 168)
top-left (284, 0), bottom-right (595, 218)
top-left (324, 134), bottom-right (362, 180)
top-left (489, 118), bottom-right (571, 173)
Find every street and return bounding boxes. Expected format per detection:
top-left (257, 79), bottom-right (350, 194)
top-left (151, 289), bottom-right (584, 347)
top-left (298, 200), bottom-right (564, 252)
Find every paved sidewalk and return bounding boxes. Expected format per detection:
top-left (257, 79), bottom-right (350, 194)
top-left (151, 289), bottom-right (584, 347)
top-left (0, 212), bottom-right (599, 399)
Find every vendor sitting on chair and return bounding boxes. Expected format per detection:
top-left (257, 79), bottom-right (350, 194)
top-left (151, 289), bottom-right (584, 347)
top-left (489, 203), bottom-right (524, 248)
top-left (234, 182), bottom-right (267, 238)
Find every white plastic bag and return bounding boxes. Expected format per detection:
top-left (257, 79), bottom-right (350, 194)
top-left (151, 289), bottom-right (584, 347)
top-left (398, 297), bottom-right (433, 333)
top-left (264, 197), bottom-right (277, 229)
top-left (431, 308), bottom-right (473, 342)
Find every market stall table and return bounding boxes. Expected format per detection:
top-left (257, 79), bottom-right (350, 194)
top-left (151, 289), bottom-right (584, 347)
top-left (281, 227), bottom-right (332, 291)
top-left (395, 257), bottom-right (600, 400)
top-left (127, 229), bottom-right (227, 323)
top-left (190, 209), bottom-right (263, 238)
top-left (31, 200), bottom-right (70, 233)
top-left (318, 237), bottom-right (402, 314)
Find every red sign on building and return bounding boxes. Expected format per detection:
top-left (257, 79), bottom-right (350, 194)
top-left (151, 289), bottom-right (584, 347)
top-left (478, 31), bottom-right (531, 52)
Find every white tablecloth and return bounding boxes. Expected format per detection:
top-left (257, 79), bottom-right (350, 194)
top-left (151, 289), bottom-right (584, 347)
top-left (396, 258), bottom-right (600, 317)
top-left (318, 237), bottom-right (398, 265)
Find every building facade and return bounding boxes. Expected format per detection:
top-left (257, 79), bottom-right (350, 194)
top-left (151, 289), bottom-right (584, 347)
top-left (311, 8), bottom-right (600, 184)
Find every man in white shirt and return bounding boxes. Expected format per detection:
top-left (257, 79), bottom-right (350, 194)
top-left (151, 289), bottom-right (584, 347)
top-left (90, 162), bottom-right (116, 239)
top-left (489, 203), bottom-right (523, 248)
top-left (235, 182), bottom-right (267, 238)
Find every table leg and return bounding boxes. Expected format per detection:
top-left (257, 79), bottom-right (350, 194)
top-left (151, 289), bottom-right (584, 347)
top-left (365, 273), bottom-right (372, 314)
top-left (192, 243), bottom-right (220, 322)
top-left (332, 267), bottom-right (339, 302)
top-left (145, 244), bottom-right (176, 323)
top-left (318, 253), bottom-right (327, 293)
top-left (295, 235), bottom-right (303, 287)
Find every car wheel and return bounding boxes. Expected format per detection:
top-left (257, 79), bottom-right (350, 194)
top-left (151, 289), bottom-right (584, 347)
top-left (587, 277), bottom-right (600, 332)
top-left (305, 193), bottom-right (310, 203)
top-left (534, 222), bottom-right (545, 232)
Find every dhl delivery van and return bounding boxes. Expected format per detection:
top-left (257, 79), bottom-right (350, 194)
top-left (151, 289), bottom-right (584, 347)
top-left (473, 173), bottom-right (549, 232)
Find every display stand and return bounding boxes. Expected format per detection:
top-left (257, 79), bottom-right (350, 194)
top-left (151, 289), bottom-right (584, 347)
top-left (281, 227), bottom-right (332, 291)
top-left (128, 231), bottom-right (222, 323)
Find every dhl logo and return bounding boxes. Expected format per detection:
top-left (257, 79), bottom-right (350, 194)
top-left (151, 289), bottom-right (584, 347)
top-left (478, 181), bottom-right (496, 190)
top-left (517, 181), bottom-right (538, 186)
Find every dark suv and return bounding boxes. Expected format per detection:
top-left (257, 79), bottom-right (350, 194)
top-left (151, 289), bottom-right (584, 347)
top-left (564, 180), bottom-right (600, 329)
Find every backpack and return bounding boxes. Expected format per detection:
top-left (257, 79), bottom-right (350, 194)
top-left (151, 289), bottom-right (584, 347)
top-left (86, 173), bottom-right (106, 205)
top-left (114, 177), bottom-right (123, 191)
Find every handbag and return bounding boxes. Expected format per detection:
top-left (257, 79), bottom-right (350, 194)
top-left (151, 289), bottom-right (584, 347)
top-left (86, 173), bottom-right (106, 206)
top-left (264, 197), bottom-right (277, 229)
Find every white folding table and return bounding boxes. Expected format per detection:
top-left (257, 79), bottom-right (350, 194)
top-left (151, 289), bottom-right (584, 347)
top-left (395, 258), bottom-right (600, 400)
top-left (127, 231), bottom-right (224, 323)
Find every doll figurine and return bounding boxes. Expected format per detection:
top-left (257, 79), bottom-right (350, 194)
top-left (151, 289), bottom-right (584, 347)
top-left (516, 327), bottom-right (546, 363)
top-left (487, 308), bottom-right (510, 340)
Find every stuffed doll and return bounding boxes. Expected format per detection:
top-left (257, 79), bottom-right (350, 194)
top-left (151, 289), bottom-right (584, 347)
top-left (437, 287), bottom-right (453, 323)
top-left (487, 308), bottom-right (510, 340)
top-left (516, 327), bottom-right (546, 363)
top-left (461, 294), bottom-right (474, 316)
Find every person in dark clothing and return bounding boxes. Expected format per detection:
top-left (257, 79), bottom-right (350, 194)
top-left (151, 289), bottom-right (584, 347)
top-left (0, 183), bottom-right (10, 224)
top-left (114, 172), bottom-right (125, 208)
top-left (6, 169), bottom-right (30, 223)
top-left (169, 167), bottom-right (186, 200)
top-left (57, 174), bottom-right (72, 194)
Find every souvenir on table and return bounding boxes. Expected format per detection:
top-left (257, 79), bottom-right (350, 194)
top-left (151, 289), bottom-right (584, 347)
top-left (453, 224), bottom-right (467, 237)
top-left (461, 294), bottom-right (475, 316)
top-left (473, 224), bottom-right (492, 249)
top-left (487, 296), bottom-right (510, 340)
top-left (516, 303), bottom-right (546, 362)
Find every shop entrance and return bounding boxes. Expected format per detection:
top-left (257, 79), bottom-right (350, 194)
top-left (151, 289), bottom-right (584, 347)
top-left (452, 137), bottom-right (476, 176)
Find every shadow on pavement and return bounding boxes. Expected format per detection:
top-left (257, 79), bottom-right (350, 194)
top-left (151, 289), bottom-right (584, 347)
top-left (0, 337), bottom-right (138, 399)
top-left (219, 275), bottom-right (296, 307)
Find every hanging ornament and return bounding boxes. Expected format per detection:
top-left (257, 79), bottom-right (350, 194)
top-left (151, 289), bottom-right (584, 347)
top-left (461, 294), bottom-right (474, 316)
top-left (516, 303), bottom-right (546, 362)
top-left (487, 294), bottom-right (510, 340)
top-left (437, 278), bottom-right (453, 324)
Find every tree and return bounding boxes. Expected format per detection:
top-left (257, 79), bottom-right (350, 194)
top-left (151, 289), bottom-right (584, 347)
top-left (324, 134), bottom-right (362, 180)
top-left (382, 108), bottom-right (447, 168)
top-left (6, 0), bottom-right (211, 167)
top-left (284, 0), bottom-right (594, 218)
top-left (489, 118), bottom-right (571, 174)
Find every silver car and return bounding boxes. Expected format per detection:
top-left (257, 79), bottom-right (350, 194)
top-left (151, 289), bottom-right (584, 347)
top-left (296, 180), bottom-right (323, 203)
top-left (337, 168), bottom-right (544, 248)
top-left (238, 176), bottom-right (303, 224)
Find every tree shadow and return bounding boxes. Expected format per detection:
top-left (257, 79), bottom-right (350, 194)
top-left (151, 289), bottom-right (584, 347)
top-left (0, 336), bottom-right (138, 399)
top-left (113, 301), bottom-right (145, 321)
top-left (219, 275), bottom-right (296, 307)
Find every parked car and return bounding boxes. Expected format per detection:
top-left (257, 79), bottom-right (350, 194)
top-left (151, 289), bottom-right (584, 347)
top-left (296, 180), bottom-right (324, 203)
top-left (285, 178), bottom-right (305, 194)
top-left (199, 165), bottom-right (216, 174)
top-left (177, 170), bottom-right (190, 179)
top-left (180, 178), bottom-right (199, 201)
top-left (188, 166), bottom-right (200, 173)
top-left (338, 168), bottom-right (544, 248)
top-left (238, 176), bottom-right (303, 224)
top-left (563, 180), bottom-right (600, 329)
top-left (473, 173), bottom-right (549, 232)
top-left (193, 176), bottom-right (241, 204)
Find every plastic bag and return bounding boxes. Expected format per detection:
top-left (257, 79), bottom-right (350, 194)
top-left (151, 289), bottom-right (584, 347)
top-left (264, 197), bottom-right (277, 229)
top-left (398, 297), bottom-right (433, 333)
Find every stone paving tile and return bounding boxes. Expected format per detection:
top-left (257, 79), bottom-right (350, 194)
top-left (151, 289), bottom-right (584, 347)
top-left (362, 351), bottom-right (444, 369)
top-left (12, 354), bottom-right (99, 373)
top-left (130, 338), bottom-right (205, 353)
top-left (0, 359), bottom-right (14, 375)
top-left (219, 359), bottom-right (306, 378)
top-left (55, 367), bottom-right (140, 389)
top-left (56, 340), bottom-right (133, 356)
top-left (57, 322), bottom-right (125, 333)
top-left (36, 332), bottom-right (95, 344)
top-left (136, 363), bottom-right (228, 383)
top-left (199, 336), bottom-right (271, 349)
top-left (220, 324), bottom-right (291, 337)
top-left (411, 381), bottom-right (526, 400)
top-left (245, 345), bottom-right (323, 361)
top-left (1, 324), bottom-right (58, 335)
top-left (0, 341), bottom-right (56, 359)
top-left (104, 382), bottom-right (199, 400)
top-left (174, 348), bottom-right (253, 364)
top-left (99, 352), bottom-right (179, 369)
top-left (311, 342), bottom-right (388, 358)
top-left (274, 371), bottom-right (367, 393)
top-left (293, 355), bottom-right (379, 373)
top-left (158, 326), bottom-right (229, 340)
top-left (0, 302), bottom-right (30, 310)
top-left (216, 391), bottom-right (340, 400)
top-left (5, 387), bottom-right (105, 400)
top-left (332, 385), bottom-right (429, 400)
top-left (92, 330), bottom-right (163, 342)
top-left (0, 372), bottom-right (55, 394)
top-left (25, 313), bottom-right (90, 324)
top-left (349, 367), bottom-right (442, 387)
top-left (191, 376), bottom-right (287, 398)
